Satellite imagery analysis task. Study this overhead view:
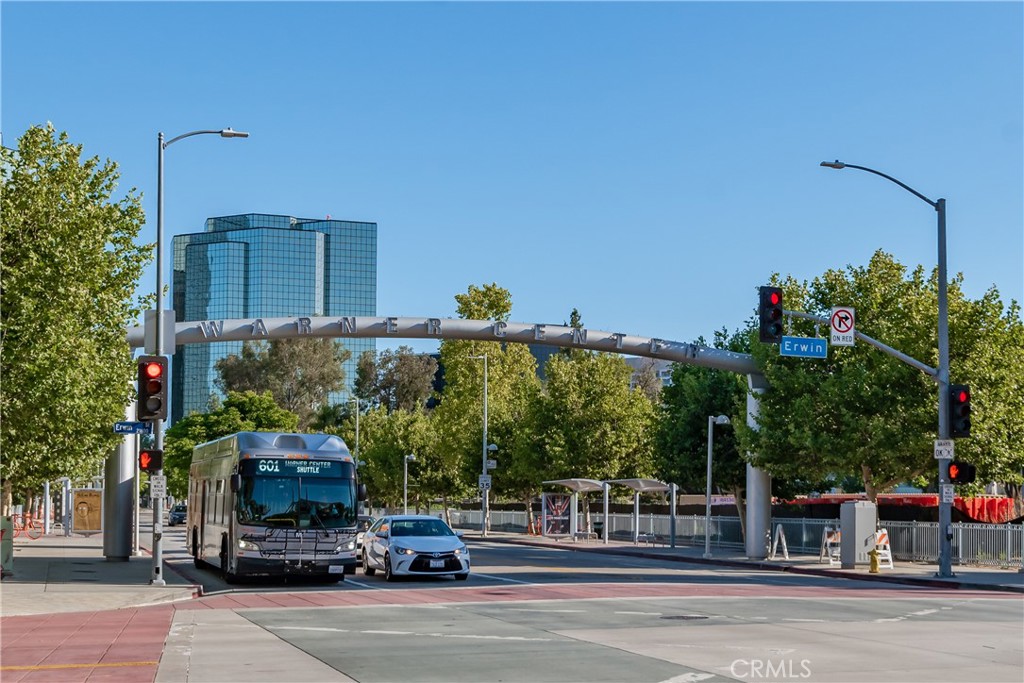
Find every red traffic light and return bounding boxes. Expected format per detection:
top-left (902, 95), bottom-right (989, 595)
top-left (769, 290), bottom-right (781, 306)
top-left (955, 388), bottom-right (969, 403)
top-left (143, 362), bottom-right (163, 379)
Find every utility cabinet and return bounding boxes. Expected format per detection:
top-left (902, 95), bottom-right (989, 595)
top-left (840, 501), bottom-right (877, 568)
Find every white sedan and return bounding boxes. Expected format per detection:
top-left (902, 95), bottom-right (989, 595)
top-left (362, 515), bottom-right (470, 581)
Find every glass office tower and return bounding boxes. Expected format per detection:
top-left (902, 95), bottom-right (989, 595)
top-left (171, 213), bottom-right (376, 422)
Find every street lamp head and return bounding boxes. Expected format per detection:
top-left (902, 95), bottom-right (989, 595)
top-left (220, 128), bottom-right (249, 138)
top-left (714, 415), bottom-right (731, 425)
top-left (487, 443), bottom-right (498, 452)
top-left (820, 160), bottom-right (846, 169)
top-left (405, 454), bottom-right (417, 462)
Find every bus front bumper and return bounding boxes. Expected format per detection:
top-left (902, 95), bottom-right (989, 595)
top-left (236, 556), bottom-right (357, 577)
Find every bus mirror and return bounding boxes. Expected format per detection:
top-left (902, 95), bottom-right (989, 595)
top-left (357, 483), bottom-right (367, 502)
top-left (230, 474), bottom-right (241, 492)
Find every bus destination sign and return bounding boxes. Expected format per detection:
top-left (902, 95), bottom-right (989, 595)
top-left (252, 458), bottom-right (343, 477)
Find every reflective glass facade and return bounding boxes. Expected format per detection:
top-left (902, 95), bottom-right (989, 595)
top-left (171, 213), bottom-right (376, 422)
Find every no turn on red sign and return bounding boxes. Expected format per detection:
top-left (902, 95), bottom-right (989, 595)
top-left (830, 307), bottom-right (855, 347)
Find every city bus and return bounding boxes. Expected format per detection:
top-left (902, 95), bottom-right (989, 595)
top-left (187, 431), bottom-right (366, 582)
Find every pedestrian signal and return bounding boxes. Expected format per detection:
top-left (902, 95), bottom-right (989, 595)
top-left (947, 460), bottom-right (976, 485)
top-left (139, 449), bottom-right (163, 473)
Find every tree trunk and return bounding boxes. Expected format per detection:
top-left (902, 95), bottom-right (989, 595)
top-left (1, 479), bottom-right (11, 517)
top-left (441, 494), bottom-right (452, 528)
top-left (861, 464), bottom-right (878, 504)
top-left (523, 494), bottom-right (534, 533)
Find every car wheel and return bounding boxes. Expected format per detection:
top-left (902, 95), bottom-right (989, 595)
top-left (384, 553), bottom-right (396, 582)
top-left (454, 572), bottom-right (469, 581)
top-left (362, 551), bottom-right (376, 576)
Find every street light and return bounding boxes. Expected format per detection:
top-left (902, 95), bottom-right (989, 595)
top-left (704, 415), bottom-right (731, 559)
top-left (468, 355), bottom-right (491, 535)
top-left (820, 159), bottom-right (954, 578)
top-left (403, 454), bottom-right (416, 514)
top-left (150, 127), bottom-right (248, 586)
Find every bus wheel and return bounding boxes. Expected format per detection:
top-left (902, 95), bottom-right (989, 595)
top-left (192, 528), bottom-right (203, 568)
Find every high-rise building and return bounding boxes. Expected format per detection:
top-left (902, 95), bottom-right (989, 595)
top-left (171, 213), bottom-right (376, 422)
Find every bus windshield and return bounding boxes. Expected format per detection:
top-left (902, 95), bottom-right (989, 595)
top-left (236, 459), bottom-right (357, 529)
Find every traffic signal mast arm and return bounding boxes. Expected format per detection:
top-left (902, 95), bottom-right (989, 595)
top-left (783, 309), bottom-right (938, 380)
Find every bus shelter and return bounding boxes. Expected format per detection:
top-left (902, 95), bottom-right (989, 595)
top-left (541, 479), bottom-right (607, 542)
top-left (605, 478), bottom-right (670, 544)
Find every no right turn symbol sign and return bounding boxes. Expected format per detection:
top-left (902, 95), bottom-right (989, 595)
top-left (830, 307), bottom-right (855, 346)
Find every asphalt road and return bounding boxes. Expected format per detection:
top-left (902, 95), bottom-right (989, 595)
top-left (157, 528), bottom-right (1023, 683)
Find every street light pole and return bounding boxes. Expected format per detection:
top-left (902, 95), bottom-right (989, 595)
top-left (469, 355), bottom-right (489, 535)
top-left (151, 128), bottom-right (248, 586)
top-left (704, 415), bottom-right (730, 559)
top-left (404, 454), bottom-right (416, 514)
top-left (820, 160), bottom-right (953, 578)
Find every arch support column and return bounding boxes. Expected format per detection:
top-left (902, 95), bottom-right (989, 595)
top-left (745, 374), bottom-right (771, 559)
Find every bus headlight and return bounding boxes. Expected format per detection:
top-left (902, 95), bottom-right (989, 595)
top-left (237, 539), bottom-right (262, 552)
top-left (335, 540), bottom-right (356, 553)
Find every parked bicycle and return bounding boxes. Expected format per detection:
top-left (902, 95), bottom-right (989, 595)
top-left (11, 513), bottom-right (43, 540)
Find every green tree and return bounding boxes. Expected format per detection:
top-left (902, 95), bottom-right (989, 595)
top-left (657, 329), bottom-right (749, 535)
top-left (215, 337), bottom-right (350, 429)
top-left (432, 283), bottom-right (540, 524)
top-left (1, 124), bottom-right (149, 510)
top-left (163, 391), bottom-right (299, 498)
top-left (738, 250), bottom-right (1024, 506)
top-left (351, 406), bottom-right (432, 511)
top-left (354, 346), bottom-right (438, 412)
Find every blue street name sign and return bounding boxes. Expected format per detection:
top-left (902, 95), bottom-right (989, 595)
top-left (114, 421), bottom-right (152, 434)
top-left (780, 336), bottom-right (828, 359)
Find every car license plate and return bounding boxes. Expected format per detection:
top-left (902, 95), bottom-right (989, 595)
top-left (430, 559), bottom-right (444, 568)
top-left (328, 566), bottom-right (344, 574)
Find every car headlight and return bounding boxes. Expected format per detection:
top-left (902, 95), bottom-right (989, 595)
top-left (237, 539), bottom-right (261, 551)
top-left (454, 545), bottom-right (469, 555)
top-left (393, 545), bottom-right (416, 555)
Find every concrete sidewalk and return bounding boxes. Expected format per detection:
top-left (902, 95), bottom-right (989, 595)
top-left (0, 533), bottom-right (200, 617)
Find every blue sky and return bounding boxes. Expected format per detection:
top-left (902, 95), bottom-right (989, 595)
top-left (3, 1), bottom-right (1021, 356)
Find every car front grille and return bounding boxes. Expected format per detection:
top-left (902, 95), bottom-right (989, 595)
top-left (410, 552), bottom-right (461, 572)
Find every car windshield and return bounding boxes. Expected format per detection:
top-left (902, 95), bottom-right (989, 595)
top-left (172, 504), bottom-right (186, 512)
top-left (390, 519), bottom-right (455, 537)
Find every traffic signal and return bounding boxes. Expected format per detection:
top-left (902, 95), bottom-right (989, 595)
top-left (947, 460), bottom-right (976, 485)
top-left (137, 355), bottom-right (168, 422)
top-left (758, 286), bottom-right (784, 344)
top-left (949, 384), bottom-right (971, 438)
top-left (139, 449), bottom-right (163, 473)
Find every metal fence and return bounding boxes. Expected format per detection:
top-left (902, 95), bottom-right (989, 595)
top-left (440, 509), bottom-right (1022, 567)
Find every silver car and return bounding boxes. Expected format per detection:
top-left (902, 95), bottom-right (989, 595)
top-left (362, 515), bottom-right (470, 581)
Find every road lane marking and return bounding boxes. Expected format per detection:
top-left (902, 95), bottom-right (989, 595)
top-left (272, 626), bottom-right (551, 642)
top-left (506, 608), bottom-right (586, 613)
top-left (471, 572), bottom-right (536, 584)
top-left (615, 611), bottom-right (663, 616)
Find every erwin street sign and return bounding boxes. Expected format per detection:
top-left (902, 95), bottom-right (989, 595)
top-left (114, 421), bottom-right (152, 435)
top-left (780, 336), bottom-right (828, 359)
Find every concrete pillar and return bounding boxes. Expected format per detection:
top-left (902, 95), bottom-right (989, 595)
top-left (745, 374), bottom-right (771, 559)
top-left (103, 405), bottom-right (137, 561)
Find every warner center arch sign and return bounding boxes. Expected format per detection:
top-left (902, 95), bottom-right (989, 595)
top-left (124, 313), bottom-right (772, 558)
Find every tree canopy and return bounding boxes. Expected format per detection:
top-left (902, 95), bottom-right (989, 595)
top-left (215, 337), bottom-right (350, 429)
top-left (1, 124), bottom-right (149, 504)
top-left (737, 250), bottom-right (1024, 502)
